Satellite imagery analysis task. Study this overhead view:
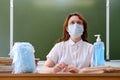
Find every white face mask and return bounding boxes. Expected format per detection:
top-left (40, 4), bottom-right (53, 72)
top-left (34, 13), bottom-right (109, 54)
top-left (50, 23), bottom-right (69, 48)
top-left (68, 23), bottom-right (84, 39)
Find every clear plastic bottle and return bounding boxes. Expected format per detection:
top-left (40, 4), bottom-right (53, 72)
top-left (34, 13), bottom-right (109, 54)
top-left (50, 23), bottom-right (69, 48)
top-left (93, 34), bottom-right (105, 67)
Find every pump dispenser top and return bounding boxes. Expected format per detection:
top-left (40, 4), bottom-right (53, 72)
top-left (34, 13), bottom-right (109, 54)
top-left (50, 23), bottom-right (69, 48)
top-left (94, 34), bottom-right (101, 42)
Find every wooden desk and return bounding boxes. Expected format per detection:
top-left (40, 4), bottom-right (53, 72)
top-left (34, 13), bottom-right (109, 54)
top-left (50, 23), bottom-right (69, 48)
top-left (0, 57), bottom-right (40, 65)
top-left (0, 73), bottom-right (120, 80)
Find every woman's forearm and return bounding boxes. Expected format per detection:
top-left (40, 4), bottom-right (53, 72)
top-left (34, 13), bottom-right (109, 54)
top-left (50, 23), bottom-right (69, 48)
top-left (40, 66), bottom-right (55, 73)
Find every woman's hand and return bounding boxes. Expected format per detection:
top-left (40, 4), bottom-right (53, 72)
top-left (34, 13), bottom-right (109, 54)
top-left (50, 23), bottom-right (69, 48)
top-left (63, 65), bottom-right (79, 73)
top-left (53, 62), bottom-right (68, 73)
top-left (53, 63), bottom-right (79, 73)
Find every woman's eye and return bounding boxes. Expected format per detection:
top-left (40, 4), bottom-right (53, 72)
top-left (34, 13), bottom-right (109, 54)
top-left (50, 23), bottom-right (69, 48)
top-left (71, 21), bottom-right (75, 24)
top-left (77, 21), bottom-right (81, 24)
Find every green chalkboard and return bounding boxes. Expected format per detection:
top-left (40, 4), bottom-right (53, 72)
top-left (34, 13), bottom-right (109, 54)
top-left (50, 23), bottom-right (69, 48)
top-left (0, 0), bottom-right (10, 57)
top-left (13, 0), bottom-right (106, 60)
top-left (0, 0), bottom-right (120, 60)
top-left (110, 0), bottom-right (120, 60)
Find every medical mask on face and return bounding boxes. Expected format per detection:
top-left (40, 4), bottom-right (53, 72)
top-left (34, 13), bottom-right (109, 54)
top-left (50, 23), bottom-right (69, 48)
top-left (68, 23), bottom-right (84, 39)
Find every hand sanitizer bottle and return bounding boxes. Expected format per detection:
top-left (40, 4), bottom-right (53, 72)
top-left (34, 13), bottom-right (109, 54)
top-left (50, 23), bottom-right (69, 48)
top-left (93, 34), bottom-right (105, 67)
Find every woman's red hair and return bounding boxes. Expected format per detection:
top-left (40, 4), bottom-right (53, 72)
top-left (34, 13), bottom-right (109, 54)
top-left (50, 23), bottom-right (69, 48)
top-left (57, 12), bottom-right (88, 43)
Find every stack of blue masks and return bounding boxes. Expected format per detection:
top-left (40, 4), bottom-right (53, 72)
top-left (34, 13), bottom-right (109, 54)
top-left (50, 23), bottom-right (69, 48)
top-left (9, 42), bottom-right (36, 74)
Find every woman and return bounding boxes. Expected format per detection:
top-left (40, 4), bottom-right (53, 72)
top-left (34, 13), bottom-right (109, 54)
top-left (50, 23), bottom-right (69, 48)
top-left (40, 12), bottom-right (93, 73)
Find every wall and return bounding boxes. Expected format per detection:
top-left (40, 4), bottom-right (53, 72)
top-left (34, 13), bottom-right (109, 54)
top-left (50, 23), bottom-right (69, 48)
top-left (0, 0), bottom-right (119, 60)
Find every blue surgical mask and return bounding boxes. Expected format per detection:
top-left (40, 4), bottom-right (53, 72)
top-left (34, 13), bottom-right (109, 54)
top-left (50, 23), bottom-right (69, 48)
top-left (68, 23), bottom-right (84, 39)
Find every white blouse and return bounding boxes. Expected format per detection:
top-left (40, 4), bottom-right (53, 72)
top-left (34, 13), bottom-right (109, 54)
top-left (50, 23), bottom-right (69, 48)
top-left (47, 39), bottom-right (93, 69)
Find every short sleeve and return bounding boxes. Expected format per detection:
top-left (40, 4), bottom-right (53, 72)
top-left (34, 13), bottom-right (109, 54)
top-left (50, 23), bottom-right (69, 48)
top-left (46, 43), bottom-right (62, 64)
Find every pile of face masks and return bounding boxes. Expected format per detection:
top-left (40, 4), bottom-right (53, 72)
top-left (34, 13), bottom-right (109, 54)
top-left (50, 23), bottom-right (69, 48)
top-left (9, 42), bottom-right (36, 74)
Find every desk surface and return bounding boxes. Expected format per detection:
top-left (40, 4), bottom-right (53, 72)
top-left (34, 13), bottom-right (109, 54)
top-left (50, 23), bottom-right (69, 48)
top-left (0, 73), bottom-right (120, 80)
top-left (0, 57), bottom-right (39, 65)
